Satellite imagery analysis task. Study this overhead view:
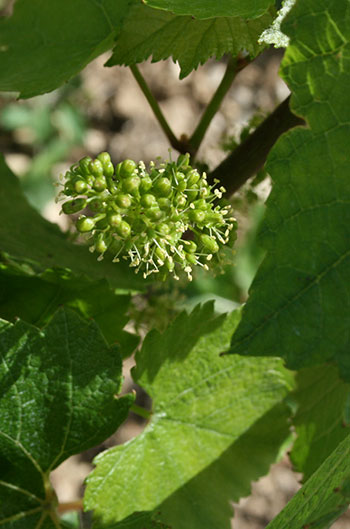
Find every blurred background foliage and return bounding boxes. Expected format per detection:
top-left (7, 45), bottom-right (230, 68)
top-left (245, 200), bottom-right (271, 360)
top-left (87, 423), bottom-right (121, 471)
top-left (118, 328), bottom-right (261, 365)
top-left (0, 77), bottom-right (86, 209)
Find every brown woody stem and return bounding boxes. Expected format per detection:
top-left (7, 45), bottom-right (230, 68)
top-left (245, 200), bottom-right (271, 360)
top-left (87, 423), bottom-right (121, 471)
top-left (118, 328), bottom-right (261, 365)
top-left (209, 95), bottom-right (305, 197)
top-left (57, 500), bottom-right (83, 513)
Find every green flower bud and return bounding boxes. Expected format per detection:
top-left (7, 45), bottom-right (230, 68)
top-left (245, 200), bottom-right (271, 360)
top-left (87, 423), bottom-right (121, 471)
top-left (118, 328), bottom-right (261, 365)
top-left (187, 169), bottom-right (200, 186)
top-left (116, 220), bottom-right (131, 239)
top-left (165, 256), bottom-right (175, 272)
top-left (97, 152), bottom-right (111, 167)
top-left (73, 179), bottom-right (88, 194)
top-left (200, 234), bottom-right (219, 253)
top-left (177, 153), bottom-right (190, 170)
top-left (108, 213), bottom-right (122, 227)
top-left (106, 176), bottom-right (118, 194)
top-left (95, 233), bottom-right (109, 254)
top-left (186, 240), bottom-right (197, 253)
top-left (89, 159), bottom-right (104, 178)
top-left (155, 246), bottom-right (166, 261)
top-left (145, 207), bottom-right (163, 221)
top-left (123, 176), bottom-right (141, 195)
top-left (185, 183), bottom-right (198, 202)
top-left (199, 186), bottom-right (209, 198)
top-left (176, 180), bottom-right (187, 193)
top-left (76, 216), bottom-right (95, 233)
top-left (177, 196), bottom-right (187, 209)
top-left (103, 162), bottom-right (115, 178)
top-left (141, 194), bottom-right (157, 208)
top-left (79, 156), bottom-right (93, 176)
top-left (176, 172), bottom-right (186, 181)
top-left (206, 212), bottom-right (224, 225)
top-left (62, 198), bottom-right (87, 214)
top-left (63, 181), bottom-right (75, 196)
top-left (154, 177), bottom-right (172, 197)
top-left (93, 176), bottom-right (107, 192)
top-left (157, 223), bottom-right (171, 236)
top-left (189, 210), bottom-right (206, 223)
top-left (158, 197), bottom-right (171, 210)
top-left (139, 176), bottom-right (153, 194)
top-left (186, 253), bottom-right (197, 265)
top-left (193, 199), bottom-right (208, 210)
top-left (115, 194), bottom-right (132, 209)
top-left (120, 159), bottom-right (137, 178)
top-left (89, 198), bottom-right (105, 213)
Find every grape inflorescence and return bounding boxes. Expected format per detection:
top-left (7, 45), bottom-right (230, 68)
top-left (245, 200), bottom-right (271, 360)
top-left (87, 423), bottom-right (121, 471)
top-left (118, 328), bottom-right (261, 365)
top-left (59, 152), bottom-right (237, 280)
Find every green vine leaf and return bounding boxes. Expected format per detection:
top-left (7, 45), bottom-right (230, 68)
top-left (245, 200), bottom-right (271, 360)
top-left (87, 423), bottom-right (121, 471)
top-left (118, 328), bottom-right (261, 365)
top-left (265, 434), bottom-right (350, 529)
top-left (229, 1), bottom-right (350, 379)
top-left (143, 0), bottom-right (274, 20)
top-left (85, 303), bottom-right (293, 524)
top-left (0, 266), bottom-right (139, 357)
top-left (111, 402), bottom-right (292, 529)
top-left (0, 155), bottom-right (145, 291)
top-left (290, 365), bottom-right (350, 482)
top-left (108, 3), bottom-right (274, 78)
top-left (0, 0), bottom-right (130, 98)
top-left (0, 308), bottom-right (133, 528)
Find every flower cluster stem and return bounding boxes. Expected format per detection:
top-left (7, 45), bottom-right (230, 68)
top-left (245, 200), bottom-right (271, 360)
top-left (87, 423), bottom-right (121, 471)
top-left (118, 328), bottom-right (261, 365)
top-left (131, 403), bottom-right (152, 420)
top-left (57, 500), bottom-right (83, 513)
top-left (130, 64), bottom-right (185, 153)
top-left (190, 55), bottom-right (248, 156)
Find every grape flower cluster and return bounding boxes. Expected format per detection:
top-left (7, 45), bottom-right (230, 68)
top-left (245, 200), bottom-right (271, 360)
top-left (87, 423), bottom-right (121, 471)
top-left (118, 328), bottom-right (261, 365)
top-left (58, 152), bottom-right (237, 281)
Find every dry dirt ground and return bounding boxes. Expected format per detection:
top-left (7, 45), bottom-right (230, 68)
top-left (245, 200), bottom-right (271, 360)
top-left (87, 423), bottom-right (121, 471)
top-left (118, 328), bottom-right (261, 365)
top-left (2, 45), bottom-right (349, 527)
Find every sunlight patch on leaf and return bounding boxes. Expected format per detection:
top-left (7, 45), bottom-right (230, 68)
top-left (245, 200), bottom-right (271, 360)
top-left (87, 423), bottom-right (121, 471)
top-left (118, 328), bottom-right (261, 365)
top-left (85, 303), bottom-right (293, 524)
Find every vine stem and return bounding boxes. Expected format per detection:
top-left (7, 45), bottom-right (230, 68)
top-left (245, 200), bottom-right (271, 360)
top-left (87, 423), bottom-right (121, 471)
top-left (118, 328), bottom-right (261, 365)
top-left (131, 403), bottom-right (152, 420)
top-left (57, 500), bottom-right (83, 513)
top-left (209, 95), bottom-right (306, 197)
top-left (130, 64), bottom-right (185, 153)
top-left (190, 55), bottom-right (249, 156)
